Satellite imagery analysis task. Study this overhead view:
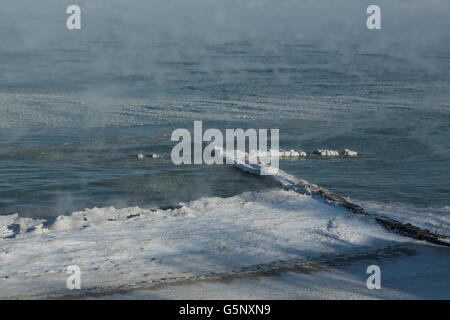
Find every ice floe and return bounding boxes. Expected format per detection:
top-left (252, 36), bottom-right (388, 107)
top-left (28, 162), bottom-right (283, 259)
top-left (250, 149), bottom-right (307, 158)
top-left (313, 149), bottom-right (340, 157)
top-left (341, 149), bottom-right (358, 157)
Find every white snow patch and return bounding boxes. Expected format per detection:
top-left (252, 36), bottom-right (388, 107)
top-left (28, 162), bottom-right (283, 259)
top-left (341, 149), bottom-right (358, 157)
top-left (0, 190), bottom-right (434, 299)
top-left (313, 149), bottom-right (340, 157)
top-left (250, 149), bottom-right (307, 158)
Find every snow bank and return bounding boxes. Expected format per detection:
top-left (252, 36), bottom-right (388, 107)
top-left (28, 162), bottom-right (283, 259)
top-left (0, 189), bottom-right (410, 299)
top-left (0, 214), bottom-right (43, 239)
top-left (360, 200), bottom-right (450, 237)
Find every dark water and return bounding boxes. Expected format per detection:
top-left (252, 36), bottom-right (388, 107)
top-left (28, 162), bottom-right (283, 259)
top-left (1, 109), bottom-right (449, 218)
top-left (0, 1), bottom-right (449, 218)
top-left (0, 125), bottom-right (282, 218)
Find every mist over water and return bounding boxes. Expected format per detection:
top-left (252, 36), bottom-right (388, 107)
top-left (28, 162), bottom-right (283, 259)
top-left (0, 0), bottom-right (449, 218)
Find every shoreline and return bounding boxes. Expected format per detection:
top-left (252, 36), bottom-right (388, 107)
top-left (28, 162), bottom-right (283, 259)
top-left (1, 189), bottom-right (448, 300)
top-left (5, 242), bottom-right (449, 300)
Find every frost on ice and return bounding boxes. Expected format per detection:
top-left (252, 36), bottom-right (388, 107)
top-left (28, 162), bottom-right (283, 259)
top-left (313, 149), bottom-right (340, 157)
top-left (250, 149), bottom-right (307, 158)
top-left (313, 149), bottom-right (358, 157)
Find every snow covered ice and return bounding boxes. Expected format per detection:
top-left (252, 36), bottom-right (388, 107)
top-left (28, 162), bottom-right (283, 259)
top-left (341, 149), bottom-right (358, 157)
top-left (249, 149), bottom-right (307, 158)
top-left (2, 188), bottom-right (449, 299)
top-left (313, 149), bottom-right (340, 157)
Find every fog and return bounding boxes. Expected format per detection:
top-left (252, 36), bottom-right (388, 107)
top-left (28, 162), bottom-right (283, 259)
top-left (0, 0), bottom-right (449, 129)
top-left (1, 0), bottom-right (449, 96)
top-left (1, 0), bottom-right (450, 217)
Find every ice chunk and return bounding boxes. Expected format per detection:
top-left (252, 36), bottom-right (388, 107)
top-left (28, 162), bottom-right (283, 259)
top-left (341, 149), bottom-right (358, 157)
top-left (313, 149), bottom-right (340, 157)
top-left (151, 153), bottom-right (163, 159)
top-left (250, 149), bottom-right (306, 158)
